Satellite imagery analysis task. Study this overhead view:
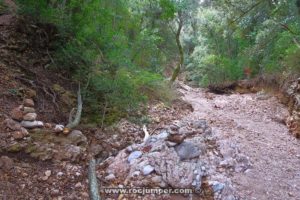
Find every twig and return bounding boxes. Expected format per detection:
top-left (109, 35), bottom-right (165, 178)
top-left (17, 76), bottom-right (59, 110)
top-left (41, 85), bottom-right (59, 110)
top-left (15, 76), bottom-right (36, 87)
top-left (46, 48), bottom-right (55, 66)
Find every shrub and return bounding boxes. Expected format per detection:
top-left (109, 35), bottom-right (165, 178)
top-left (16, 0), bottom-right (174, 125)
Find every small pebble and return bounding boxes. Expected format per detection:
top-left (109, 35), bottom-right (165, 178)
top-left (57, 172), bottom-right (64, 176)
top-left (105, 174), bottom-right (116, 181)
top-left (75, 182), bottom-right (83, 188)
top-left (45, 170), bottom-right (52, 177)
top-left (142, 165), bottom-right (155, 176)
top-left (75, 172), bottom-right (81, 176)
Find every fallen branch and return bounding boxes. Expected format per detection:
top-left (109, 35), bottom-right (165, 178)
top-left (88, 158), bottom-right (101, 200)
top-left (66, 84), bottom-right (82, 129)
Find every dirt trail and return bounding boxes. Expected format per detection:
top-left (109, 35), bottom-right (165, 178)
top-left (179, 84), bottom-right (300, 200)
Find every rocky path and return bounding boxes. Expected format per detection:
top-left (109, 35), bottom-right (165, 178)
top-left (180, 84), bottom-right (300, 200)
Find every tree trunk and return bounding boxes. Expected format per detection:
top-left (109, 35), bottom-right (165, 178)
top-left (66, 84), bottom-right (82, 129)
top-left (170, 16), bottom-right (184, 82)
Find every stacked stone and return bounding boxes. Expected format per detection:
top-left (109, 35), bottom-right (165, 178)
top-left (10, 98), bottom-right (44, 131)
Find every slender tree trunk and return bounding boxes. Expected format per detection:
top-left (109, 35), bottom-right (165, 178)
top-left (170, 16), bottom-right (184, 82)
top-left (66, 84), bottom-right (82, 129)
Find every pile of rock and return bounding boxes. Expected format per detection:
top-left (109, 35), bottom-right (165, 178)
top-left (6, 98), bottom-right (71, 136)
top-left (103, 120), bottom-right (210, 190)
top-left (3, 98), bottom-right (41, 140)
top-left (10, 98), bottom-right (44, 129)
top-left (1, 98), bottom-right (89, 162)
top-left (100, 119), bottom-right (239, 199)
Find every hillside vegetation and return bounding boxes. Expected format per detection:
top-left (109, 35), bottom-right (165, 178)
top-left (12, 0), bottom-right (300, 124)
top-left (186, 0), bottom-right (300, 87)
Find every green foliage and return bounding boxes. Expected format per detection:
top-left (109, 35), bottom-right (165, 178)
top-left (186, 0), bottom-right (300, 86)
top-left (16, 0), bottom-right (300, 124)
top-left (283, 47), bottom-right (300, 73)
top-left (16, 0), bottom-right (176, 125)
top-left (188, 54), bottom-right (243, 86)
top-left (0, 0), bottom-right (8, 14)
top-left (159, 0), bottom-right (176, 20)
